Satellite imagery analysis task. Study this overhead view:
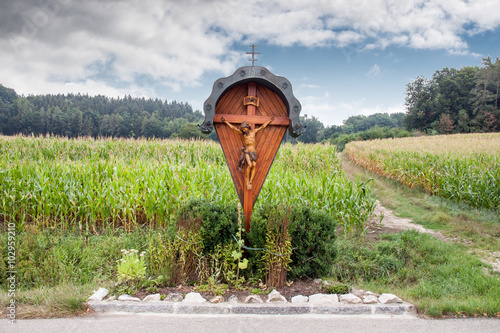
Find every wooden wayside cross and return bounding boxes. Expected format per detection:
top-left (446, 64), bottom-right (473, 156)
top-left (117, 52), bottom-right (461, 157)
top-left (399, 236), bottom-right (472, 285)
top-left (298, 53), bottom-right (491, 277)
top-left (200, 63), bottom-right (305, 231)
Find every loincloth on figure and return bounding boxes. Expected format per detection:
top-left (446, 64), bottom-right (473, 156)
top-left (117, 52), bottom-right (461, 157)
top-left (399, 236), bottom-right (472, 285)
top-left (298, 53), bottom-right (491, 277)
top-left (238, 147), bottom-right (257, 171)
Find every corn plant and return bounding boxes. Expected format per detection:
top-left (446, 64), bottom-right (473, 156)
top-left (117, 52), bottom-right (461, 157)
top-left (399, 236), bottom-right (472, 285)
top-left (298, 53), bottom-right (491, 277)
top-left (0, 135), bottom-right (376, 233)
top-left (346, 133), bottom-right (500, 210)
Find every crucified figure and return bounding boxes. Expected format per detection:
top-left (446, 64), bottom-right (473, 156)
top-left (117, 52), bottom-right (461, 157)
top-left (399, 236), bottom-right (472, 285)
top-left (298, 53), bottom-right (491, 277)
top-left (221, 116), bottom-right (275, 190)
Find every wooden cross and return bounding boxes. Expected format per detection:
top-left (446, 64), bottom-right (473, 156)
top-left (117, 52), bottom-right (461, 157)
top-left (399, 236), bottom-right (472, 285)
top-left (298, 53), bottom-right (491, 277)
top-left (246, 44), bottom-right (260, 67)
top-left (213, 82), bottom-right (289, 230)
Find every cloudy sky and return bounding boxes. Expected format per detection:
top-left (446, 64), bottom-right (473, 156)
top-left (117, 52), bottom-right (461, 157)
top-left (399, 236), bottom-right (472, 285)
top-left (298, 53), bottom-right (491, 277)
top-left (2, 0), bottom-right (500, 126)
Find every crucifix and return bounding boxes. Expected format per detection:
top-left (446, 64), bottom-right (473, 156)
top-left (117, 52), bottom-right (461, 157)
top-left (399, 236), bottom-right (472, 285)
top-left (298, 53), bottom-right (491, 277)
top-left (200, 47), bottom-right (305, 231)
top-left (220, 116), bottom-right (275, 190)
top-left (213, 81), bottom-right (290, 230)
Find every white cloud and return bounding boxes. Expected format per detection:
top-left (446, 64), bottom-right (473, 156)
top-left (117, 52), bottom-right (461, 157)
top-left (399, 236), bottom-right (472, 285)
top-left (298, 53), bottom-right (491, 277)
top-left (367, 64), bottom-right (381, 77)
top-left (1, 0), bottom-right (499, 98)
top-left (299, 90), bottom-right (405, 126)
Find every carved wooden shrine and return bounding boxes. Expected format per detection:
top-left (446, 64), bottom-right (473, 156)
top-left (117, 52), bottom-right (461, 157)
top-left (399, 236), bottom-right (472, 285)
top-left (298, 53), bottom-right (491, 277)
top-left (200, 64), bottom-right (304, 230)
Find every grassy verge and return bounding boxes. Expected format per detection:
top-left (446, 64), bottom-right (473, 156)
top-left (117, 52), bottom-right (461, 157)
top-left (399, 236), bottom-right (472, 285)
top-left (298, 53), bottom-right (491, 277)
top-left (333, 231), bottom-right (500, 318)
top-left (0, 282), bottom-right (99, 319)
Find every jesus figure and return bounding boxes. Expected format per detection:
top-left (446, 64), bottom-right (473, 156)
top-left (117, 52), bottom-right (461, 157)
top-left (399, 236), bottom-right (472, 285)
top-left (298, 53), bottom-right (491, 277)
top-left (221, 116), bottom-right (275, 190)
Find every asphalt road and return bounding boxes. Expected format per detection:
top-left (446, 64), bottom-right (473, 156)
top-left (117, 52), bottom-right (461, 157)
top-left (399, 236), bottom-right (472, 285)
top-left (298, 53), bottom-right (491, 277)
top-left (3, 313), bottom-right (500, 333)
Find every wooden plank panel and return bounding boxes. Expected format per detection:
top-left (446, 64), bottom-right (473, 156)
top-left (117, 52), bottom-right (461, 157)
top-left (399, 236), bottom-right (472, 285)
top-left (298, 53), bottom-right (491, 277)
top-left (251, 126), bottom-right (286, 205)
top-left (234, 84), bottom-right (248, 116)
top-left (252, 125), bottom-right (283, 196)
top-left (255, 126), bottom-right (282, 184)
top-left (216, 85), bottom-right (243, 115)
top-left (257, 85), bottom-right (288, 117)
top-left (216, 123), bottom-right (245, 205)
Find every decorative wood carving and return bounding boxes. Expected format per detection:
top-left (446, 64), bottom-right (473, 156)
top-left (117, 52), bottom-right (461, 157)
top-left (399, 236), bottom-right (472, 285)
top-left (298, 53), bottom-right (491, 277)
top-left (201, 67), bottom-right (304, 230)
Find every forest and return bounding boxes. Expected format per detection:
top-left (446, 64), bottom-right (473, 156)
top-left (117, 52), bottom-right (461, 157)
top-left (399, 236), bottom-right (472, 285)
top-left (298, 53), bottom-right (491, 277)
top-left (404, 56), bottom-right (500, 134)
top-left (0, 87), bottom-right (207, 140)
top-left (1, 57), bottom-right (498, 146)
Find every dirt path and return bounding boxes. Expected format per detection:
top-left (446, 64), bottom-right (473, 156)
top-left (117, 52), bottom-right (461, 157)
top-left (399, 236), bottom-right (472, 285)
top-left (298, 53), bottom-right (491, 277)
top-left (368, 200), bottom-right (447, 240)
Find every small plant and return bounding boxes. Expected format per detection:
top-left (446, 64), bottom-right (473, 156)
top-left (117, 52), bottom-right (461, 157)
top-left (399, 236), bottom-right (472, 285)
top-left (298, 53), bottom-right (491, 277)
top-left (249, 204), bottom-right (336, 280)
top-left (249, 288), bottom-right (267, 295)
top-left (325, 283), bottom-right (350, 295)
top-left (195, 277), bottom-right (228, 296)
top-left (147, 233), bottom-right (178, 286)
top-left (224, 204), bottom-right (247, 289)
top-left (115, 249), bottom-right (147, 294)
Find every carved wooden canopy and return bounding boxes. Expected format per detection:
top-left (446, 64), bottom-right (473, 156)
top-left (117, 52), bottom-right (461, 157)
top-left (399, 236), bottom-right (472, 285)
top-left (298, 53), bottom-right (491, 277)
top-left (200, 66), bottom-right (305, 138)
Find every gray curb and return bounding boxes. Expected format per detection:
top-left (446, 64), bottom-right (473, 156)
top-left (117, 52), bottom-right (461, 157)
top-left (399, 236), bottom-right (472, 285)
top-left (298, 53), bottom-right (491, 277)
top-left (87, 301), bottom-right (416, 316)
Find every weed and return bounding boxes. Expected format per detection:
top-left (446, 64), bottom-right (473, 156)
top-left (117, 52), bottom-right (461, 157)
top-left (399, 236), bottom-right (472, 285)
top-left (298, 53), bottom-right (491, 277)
top-left (325, 283), bottom-right (350, 295)
top-left (262, 207), bottom-right (292, 289)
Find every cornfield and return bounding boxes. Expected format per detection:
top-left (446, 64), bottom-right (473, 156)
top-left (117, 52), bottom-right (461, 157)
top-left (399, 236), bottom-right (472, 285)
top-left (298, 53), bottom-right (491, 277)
top-left (345, 133), bottom-right (500, 210)
top-left (0, 135), bottom-right (375, 233)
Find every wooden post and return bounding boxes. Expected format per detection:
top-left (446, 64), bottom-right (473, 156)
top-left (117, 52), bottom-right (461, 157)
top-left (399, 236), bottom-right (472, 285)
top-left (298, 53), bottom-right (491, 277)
top-left (244, 83), bottom-right (257, 231)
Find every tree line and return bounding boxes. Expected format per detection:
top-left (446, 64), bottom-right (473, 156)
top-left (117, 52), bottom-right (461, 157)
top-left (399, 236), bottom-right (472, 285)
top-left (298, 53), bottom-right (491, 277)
top-left (1, 56), bottom-right (498, 146)
top-left (404, 56), bottom-right (500, 134)
top-left (0, 87), bottom-right (207, 140)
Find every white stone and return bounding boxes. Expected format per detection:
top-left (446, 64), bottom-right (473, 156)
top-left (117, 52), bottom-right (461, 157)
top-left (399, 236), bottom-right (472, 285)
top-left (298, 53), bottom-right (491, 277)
top-left (267, 289), bottom-right (287, 303)
top-left (244, 295), bottom-right (264, 303)
top-left (291, 295), bottom-right (309, 303)
top-left (118, 294), bottom-right (141, 302)
top-left (365, 291), bottom-right (380, 297)
top-left (350, 288), bottom-right (365, 298)
top-left (308, 294), bottom-right (339, 304)
top-left (143, 293), bottom-right (161, 302)
top-left (362, 295), bottom-right (379, 304)
top-left (313, 278), bottom-right (322, 284)
top-left (339, 293), bottom-right (362, 304)
top-left (182, 292), bottom-right (207, 303)
top-left (210, 296), bottom-right (224, 303)
top-left (378, 293), bottom-right (403, 304)
top-left (228, 295), bottom-right (239, 304)
top-left (88, 287), bottom-right (109, 301)
top-left (164, 293), bottom-right (183, 302)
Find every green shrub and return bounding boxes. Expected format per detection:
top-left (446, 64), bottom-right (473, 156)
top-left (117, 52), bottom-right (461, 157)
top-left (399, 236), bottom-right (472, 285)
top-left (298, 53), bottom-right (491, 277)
top-left (177, 199), bottom-right (238, 254)
top-left (248, 204), bottom-right (337, 279)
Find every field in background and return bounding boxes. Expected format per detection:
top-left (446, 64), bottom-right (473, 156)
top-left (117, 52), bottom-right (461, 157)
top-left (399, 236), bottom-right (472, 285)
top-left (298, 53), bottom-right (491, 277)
top-left (0, 136), bottom-right (375, 233)
top-left (345, 133), bottom-right (500, 210)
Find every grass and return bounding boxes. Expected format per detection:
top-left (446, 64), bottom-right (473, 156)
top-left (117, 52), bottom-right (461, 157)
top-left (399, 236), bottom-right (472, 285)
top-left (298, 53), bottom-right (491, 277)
top-left (0, 282), bottom-right (97, 319)
top-left (333, 231), bottom-right (500, 318)
top-left (2, 135), bottom-right (499, 318)
top-left (338, 145), bottom-right (500, 318)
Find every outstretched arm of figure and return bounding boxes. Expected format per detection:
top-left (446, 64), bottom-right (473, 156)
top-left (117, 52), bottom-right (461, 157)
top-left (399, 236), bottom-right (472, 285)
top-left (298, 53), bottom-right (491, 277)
top-left (254, 116), bottom-right (275, 133)
top-left (221, 117), bottom-right (242, 134)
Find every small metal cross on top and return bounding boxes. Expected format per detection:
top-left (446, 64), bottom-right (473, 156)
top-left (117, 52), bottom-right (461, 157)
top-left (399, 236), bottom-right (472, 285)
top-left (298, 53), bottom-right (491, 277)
top-left (246, 44), bottom-right (260, 67)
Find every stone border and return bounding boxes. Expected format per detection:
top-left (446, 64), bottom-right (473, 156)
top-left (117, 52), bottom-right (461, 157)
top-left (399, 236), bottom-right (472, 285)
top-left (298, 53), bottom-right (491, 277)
top-left (87, 301), bottom-right (416, 316)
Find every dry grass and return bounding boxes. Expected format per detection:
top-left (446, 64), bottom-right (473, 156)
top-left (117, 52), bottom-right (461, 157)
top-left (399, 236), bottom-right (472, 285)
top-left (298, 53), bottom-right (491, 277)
top-left (0, 282), bottom-right (96, 319)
